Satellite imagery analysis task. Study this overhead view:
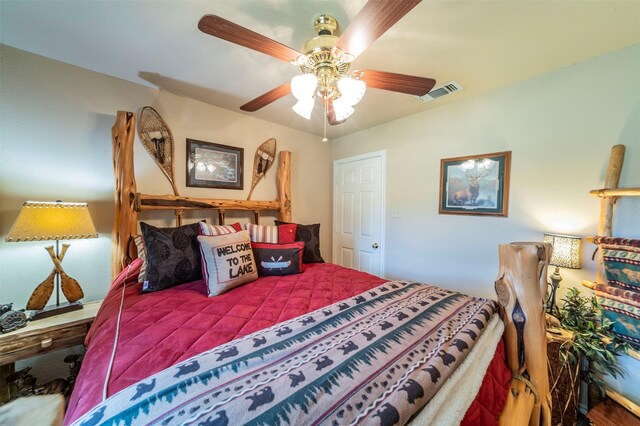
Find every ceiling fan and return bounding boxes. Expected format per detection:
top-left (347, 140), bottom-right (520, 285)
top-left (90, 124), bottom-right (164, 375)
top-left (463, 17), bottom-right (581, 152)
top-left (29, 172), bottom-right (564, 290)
top-left (198, 0), bottom-right (435, 128)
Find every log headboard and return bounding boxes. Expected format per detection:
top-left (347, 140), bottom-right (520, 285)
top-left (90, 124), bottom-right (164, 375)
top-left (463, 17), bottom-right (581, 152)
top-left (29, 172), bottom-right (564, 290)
top-left (110, 111), bottom-right (292, 278)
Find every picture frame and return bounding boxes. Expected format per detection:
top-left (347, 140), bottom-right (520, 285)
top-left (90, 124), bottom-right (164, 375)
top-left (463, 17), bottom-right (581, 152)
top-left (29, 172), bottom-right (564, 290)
top-left (186, 139), bottom-right (244, 190)
top-left (439, 151), bottom-right (511, 216)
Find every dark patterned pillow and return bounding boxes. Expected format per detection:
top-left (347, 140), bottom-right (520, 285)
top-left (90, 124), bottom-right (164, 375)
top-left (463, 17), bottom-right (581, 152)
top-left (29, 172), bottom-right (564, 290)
top-left (275, 221), bottom-right (324, 263)
top-left (252, 242), bottom-right (304, 276)
top-left (140, 222), bottom-right (202, 292)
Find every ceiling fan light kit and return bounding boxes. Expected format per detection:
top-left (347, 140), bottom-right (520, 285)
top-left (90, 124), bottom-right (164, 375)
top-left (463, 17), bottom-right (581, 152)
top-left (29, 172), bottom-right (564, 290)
top-left (292, 98), bottom-right (315, 120)
top-left (199, 0), bottom-right (435, 130)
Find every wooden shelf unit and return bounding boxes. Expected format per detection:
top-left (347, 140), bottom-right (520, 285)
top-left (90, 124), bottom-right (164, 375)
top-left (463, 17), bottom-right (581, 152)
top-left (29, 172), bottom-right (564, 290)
top-left (581, 144), bottom-right (640, 418)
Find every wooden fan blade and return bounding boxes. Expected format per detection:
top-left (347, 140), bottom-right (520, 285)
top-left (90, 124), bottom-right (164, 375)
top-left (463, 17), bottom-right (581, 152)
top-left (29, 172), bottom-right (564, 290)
top-left (337, 0), bottom-right (422, 59)
top-left (326, 99), bottom-right (346, 126)
top-left (240, 82), bottom-right (291, 112)
top-left (361, 69), bottom-right (436, 96)
top-left (199, 15), bottom-right (302, 63)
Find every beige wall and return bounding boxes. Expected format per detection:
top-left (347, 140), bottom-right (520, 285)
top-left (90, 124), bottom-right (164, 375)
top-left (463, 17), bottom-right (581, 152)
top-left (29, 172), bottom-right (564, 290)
top-left (0, 45), bottom-right (333, 308)
top-left (332, 44), bottom-right (640, 403)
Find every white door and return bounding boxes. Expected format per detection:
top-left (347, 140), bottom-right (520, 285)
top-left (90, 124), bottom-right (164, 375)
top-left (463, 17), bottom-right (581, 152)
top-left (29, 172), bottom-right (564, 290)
top-left (333, 151), bottom-right (385, 277)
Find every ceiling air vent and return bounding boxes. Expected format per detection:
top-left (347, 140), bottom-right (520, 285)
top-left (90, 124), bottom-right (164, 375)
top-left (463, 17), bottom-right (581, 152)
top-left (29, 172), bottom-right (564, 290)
top-left (418, 81), bottom-right (463, 103)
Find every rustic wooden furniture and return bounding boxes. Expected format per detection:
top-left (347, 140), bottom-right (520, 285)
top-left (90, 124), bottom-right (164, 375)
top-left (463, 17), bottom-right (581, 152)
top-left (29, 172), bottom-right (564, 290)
top-left (111, 111), bottom-right (550, 425)
top-left (579, 144), bottom-right (640, 416)
top-left (0, 300), bottom-right (101, 403)
top-left (0, 394), bottom-right (65, 426)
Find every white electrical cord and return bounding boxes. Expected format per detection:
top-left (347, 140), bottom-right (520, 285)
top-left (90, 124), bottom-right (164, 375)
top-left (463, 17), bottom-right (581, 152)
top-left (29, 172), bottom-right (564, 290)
top-left (101, 264), bottom-right (132, 401)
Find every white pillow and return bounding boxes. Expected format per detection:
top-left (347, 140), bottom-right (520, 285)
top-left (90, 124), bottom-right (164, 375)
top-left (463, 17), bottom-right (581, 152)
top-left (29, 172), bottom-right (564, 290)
top-left (198, 230), bottom-right (258, 297)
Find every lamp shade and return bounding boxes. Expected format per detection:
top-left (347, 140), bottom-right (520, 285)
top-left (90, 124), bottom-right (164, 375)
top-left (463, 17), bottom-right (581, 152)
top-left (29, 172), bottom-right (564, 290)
top-left (292, 98), bottom-right (315, 120)
top-left (6, 201), bottom-right (98, 242)
top-left (291, 73), bottom-right (317, 101)
top-left (332, 97), bottom-right (355, 121)
top-left (338, 77), bottom-right (366, 106)
top-left (543, 233), bottom-right (582, 269)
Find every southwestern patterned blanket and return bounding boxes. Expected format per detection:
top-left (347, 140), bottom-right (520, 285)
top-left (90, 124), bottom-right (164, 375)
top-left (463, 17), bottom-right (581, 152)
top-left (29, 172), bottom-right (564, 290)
top-left (593, 236), bottom-right (640, 348)
top-left (72, 281), bottom-right (497, 426)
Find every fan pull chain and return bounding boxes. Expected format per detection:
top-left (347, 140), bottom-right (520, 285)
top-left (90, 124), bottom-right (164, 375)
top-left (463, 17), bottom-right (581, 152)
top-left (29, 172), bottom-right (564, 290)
top-left (322, 97), bottom-right (328, 143)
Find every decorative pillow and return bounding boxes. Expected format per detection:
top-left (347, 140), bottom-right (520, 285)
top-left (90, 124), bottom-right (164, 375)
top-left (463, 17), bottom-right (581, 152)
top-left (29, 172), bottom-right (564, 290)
top-left (252, 242), bottom-right (304, 276)
top-left (245, 222), bottom-right (280, 243)
top-left (140, 222), bottom-right (202, 293)
top-left (275, 221), bottom-right (324, 263)
top-left (198, 230), bottom-right (258, 296)
top-left (200, 222), bottom-right (242, 236)
top-left (132, 235), bottom-right (147, 284)
top-left (278, 223), bottom-right (297, 244)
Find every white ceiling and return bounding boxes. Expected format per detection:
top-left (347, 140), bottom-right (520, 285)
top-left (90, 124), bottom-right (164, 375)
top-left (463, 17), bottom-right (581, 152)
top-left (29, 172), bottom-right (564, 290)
top-left (2, 0), bottom-right (640, 139)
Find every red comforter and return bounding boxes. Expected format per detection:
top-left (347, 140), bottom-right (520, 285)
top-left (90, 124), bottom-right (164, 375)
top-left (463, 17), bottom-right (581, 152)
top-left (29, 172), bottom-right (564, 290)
top-left (65, 259), bottom-right (509, 424)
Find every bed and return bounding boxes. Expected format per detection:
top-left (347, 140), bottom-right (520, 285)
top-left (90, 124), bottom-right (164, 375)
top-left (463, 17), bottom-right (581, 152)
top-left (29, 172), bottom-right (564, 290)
top-left (64, 111), bottom-right (552, 425)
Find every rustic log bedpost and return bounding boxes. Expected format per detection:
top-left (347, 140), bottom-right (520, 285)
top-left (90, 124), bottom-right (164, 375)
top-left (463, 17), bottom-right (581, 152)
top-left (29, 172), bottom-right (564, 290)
top-left (111, 111), bottom-right (138, 279)
top-left (496, 242), bottom-right (552, 426)
top-left (277, 151), bottom-right (292, 222)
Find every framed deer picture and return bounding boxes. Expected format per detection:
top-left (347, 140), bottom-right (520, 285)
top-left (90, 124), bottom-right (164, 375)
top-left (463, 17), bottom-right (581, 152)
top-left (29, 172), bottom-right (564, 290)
top-left (439, 151), bottom-right (511, 216)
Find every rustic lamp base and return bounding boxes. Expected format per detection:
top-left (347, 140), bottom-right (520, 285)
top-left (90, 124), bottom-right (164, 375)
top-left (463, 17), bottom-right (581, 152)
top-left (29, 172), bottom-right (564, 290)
top-left (31, 301), bottom-right (83, 321)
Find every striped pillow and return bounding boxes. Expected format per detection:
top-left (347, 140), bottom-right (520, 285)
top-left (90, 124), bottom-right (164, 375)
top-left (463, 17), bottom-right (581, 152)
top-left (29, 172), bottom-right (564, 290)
top-left (245, 223), bottom-right (279, 243)
top-left (133, 235), bottom-right (147, 284)
top-left (200, 222), bottom-right (242, 236)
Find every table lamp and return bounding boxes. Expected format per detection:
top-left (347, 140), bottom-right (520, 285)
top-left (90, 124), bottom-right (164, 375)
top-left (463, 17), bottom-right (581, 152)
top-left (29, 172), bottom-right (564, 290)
top-left (543, 233), bottom-right (582, 316)
top-left (5, 201), bottom-right (98, 320)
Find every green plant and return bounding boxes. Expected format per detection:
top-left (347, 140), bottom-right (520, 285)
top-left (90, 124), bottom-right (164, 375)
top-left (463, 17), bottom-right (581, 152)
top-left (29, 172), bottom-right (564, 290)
top-left (557, 287), bottom-right (629, 397)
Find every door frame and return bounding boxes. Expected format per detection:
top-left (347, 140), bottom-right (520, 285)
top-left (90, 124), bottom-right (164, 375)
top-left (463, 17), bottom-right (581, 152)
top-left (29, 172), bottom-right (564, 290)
top-left (333, 150), bottom-right (386, 278)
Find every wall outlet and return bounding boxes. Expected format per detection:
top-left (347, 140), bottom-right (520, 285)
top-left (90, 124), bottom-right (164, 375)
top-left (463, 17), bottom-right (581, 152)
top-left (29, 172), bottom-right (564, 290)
top-left (392, 208), bottom-right (402, 218)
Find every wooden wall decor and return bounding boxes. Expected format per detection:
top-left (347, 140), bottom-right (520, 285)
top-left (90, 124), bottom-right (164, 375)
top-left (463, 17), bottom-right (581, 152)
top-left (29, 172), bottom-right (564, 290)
top-left (137, 106), bottom-right (180, 196)
top-left (496, 242), bottom-right (552, 426)
top-left (247, 138), bottom-right (277, 201)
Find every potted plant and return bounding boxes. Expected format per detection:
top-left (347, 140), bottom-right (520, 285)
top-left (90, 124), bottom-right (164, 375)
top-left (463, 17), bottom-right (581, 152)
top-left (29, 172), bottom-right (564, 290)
top-left (556, 287), bottom-right (629, 405)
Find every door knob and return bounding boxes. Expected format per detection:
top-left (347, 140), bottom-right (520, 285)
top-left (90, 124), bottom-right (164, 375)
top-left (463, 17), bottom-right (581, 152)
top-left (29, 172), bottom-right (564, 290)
top-left (372, 243), bottom-right (379, 249)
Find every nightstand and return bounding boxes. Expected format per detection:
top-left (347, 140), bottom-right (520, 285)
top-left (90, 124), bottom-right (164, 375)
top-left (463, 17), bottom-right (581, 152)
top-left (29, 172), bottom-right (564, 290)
top-left (0, 300), bottom-right (102, 403)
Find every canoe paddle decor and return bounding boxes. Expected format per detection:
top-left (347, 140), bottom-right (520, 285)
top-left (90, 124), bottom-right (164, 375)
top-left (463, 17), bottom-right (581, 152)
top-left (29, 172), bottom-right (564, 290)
top-left (247, 138), bottom-right (277, 200)
top-left (137, 106), bottom-right (180, 196)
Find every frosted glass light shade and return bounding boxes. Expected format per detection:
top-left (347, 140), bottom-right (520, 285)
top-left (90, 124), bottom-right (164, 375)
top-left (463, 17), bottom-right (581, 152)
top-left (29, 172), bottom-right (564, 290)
top-left (543, 233), bottom-right (582, 269)
top-left (332, 97), bottom-right (355, 121)
top-left (292, 98), bottom-right (315, 119)
top-left (338, 77), bottom-right (366, 105)
top-left (6, 201), bottom-right (98, 242)
top-left (291, 74), bottom-right (317, 101)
